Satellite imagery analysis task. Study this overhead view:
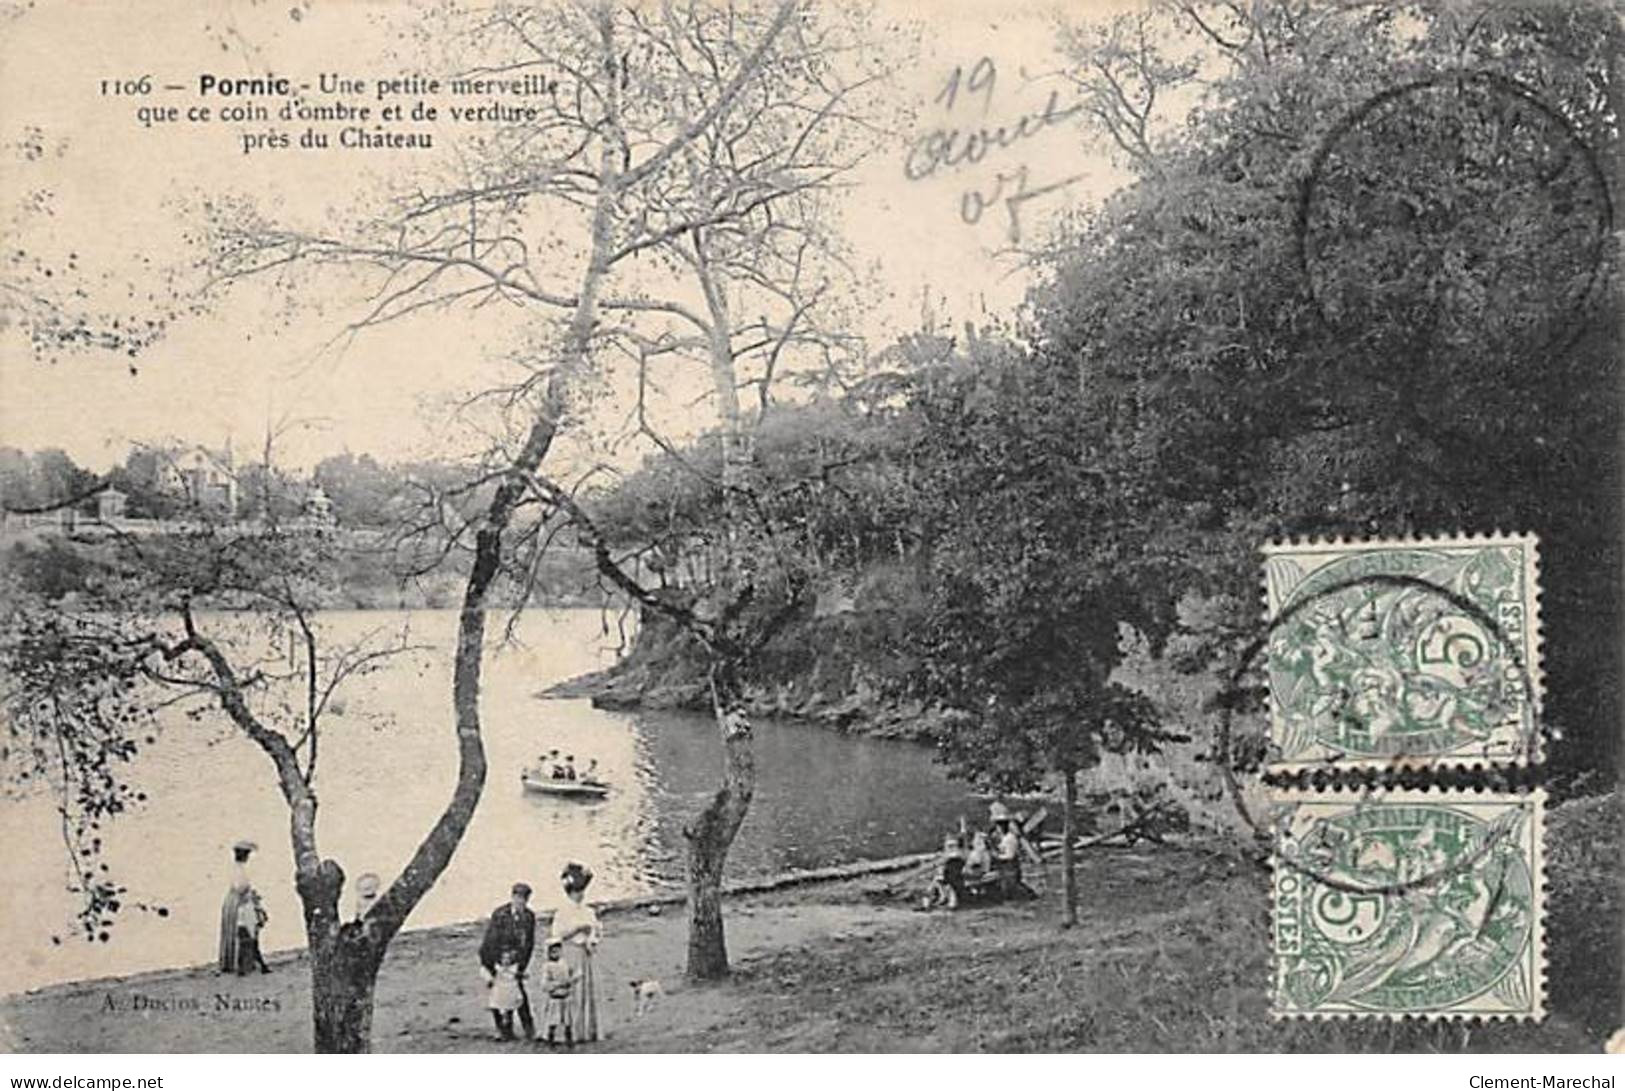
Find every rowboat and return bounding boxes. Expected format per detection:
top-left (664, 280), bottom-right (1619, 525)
top-left (521, 770), bottom-right (610, 799)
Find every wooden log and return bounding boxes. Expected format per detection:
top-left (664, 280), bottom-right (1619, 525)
top-left (581, 849), bottom-right (944, 921)
top-left (1037, 815), bottom-right (1157, 857)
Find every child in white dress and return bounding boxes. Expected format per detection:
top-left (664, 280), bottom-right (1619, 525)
top-left (483, 948), bottom-right (525, 1041)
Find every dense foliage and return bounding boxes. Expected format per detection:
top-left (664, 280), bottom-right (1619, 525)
top-left (591, 0), bottom-right (1621, 796)
top-left (1033, 0), bottom-right (1621, 782)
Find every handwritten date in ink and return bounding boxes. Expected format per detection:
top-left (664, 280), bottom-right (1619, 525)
top-left (904, 57), bottom-right (1085, 243)
top-left (960, 166), bottom-right (1086, 244)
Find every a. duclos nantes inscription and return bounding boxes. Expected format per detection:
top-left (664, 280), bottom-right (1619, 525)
top-left (100, 991), bottom-right (283, 1014)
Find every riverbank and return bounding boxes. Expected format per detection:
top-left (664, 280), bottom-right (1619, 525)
top-left (541, 597), bottom-right (943, 740)
top-left (3, 793), bottom-right (1615, 1053)
top-left (545, 666), bottom-right (938, 739)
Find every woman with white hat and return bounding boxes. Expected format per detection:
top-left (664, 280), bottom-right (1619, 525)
top-left (988, 803), bottom-right (1036, 901)
top-left (218, 839), bottom-right (269, 973)
top-left (548, 862), bottom-right (601, 1043)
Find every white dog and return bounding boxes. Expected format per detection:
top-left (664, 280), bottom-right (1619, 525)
top-left (628, 978), bottom-right (664, 1018)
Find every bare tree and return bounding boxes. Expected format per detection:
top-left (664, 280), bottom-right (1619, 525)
top-left (0, 486), bottom-right (427, 1052)
top-left (592, 0), bottom-right (886, 977)
top-left (204, 0), bottom-right (898, 983)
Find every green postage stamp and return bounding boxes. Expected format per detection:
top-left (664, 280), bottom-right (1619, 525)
top-left (1271, 790), bottom-right (1546, 1021)
top-left (1262, 534), bottom-right (1542, 769)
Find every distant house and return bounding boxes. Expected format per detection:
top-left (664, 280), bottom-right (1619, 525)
top-left (158, 445), bottom-right (238, 514)
top-left (94, 487), bottom-right (127, 522)
top-left (302, 482), bottom-right (336, 526)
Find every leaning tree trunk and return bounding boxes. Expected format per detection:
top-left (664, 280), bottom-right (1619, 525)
top-left (683, 241), bottom-right (760, 981)
top-left (1061, 766), bottom-right (1078, 929)
top-left (289, 13), bottom-right (624, 1045)
top-left (183, 4), bottom-right (658, 1053)
top-left (190, 628), bottom-right (399, 1055)
top-left (282, 407), bottom-right (560, 1052)
top-left (270, 210), bottom-right (604, 1048)
top-left (685, 657), bottom-right (755, 980)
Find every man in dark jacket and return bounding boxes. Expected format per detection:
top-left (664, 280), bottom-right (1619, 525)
top-left (478, 882), bottom-right (537, 1040)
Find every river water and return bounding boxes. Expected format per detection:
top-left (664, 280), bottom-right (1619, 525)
top-left (0, 608), bottom-right (980, 994)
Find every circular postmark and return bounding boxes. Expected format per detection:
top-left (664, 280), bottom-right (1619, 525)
top-left (1296, 70), bottom-right (1613, 360)
top-left (1268, 553), bottom-right (1539, 766)
top-left (1215, 569), bottom-right (1543, 896)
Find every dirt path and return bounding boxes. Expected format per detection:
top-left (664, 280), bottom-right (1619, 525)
top-left (0, 895), bottom-right (916, 1053)
top-left (1, 839), bottom-right (1609, 1053)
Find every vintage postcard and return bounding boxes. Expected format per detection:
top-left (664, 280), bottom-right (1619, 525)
top-left (0, 0), bottom-right (1617, 1061)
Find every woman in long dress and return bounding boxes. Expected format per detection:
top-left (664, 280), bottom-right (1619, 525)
top-left (549, 862), bottom-right (601, 1043)
top-left (217, 840), bottom-right (257, 973)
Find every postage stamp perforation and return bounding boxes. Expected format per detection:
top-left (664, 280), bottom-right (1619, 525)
top-left (1267, 764), bottom-right (1550, 790)
top-left (1258, 541), bottom-right (1276, 784)
top-left (1533, 789), bottom-right (1550, 1026)
top-left (1265, 772), bottom-right (1549, 799)
top-left (1527, 532), bottom-right (1546, 758)
top-left (1291, 778), bottom-right (1513, 796)
top-left (1261, 529), bottom-right (1543, 554)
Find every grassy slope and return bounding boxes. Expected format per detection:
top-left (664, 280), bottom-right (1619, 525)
top-left (616, 793), bottom-right (1618, 1053)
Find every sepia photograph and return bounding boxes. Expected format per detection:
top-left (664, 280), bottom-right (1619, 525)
top-left (0, 0), bottom-right (1618, 1060)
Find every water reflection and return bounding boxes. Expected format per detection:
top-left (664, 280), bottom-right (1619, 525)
top-left (0, 609), bottom-right (979, 994)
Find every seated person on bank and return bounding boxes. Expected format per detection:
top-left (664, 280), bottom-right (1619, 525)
top-left (963, 832), bottom-right (993, 884)
top-left (924, 834), bottom-right (966, 910)
top-left (990, 807), bottom-right (1039, 901)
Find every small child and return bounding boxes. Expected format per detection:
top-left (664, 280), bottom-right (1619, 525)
top-left (963, 831), bottom-right (992, 881)
top-left (924, 834), bottom-right (964, 910)
top-left (484, 948), bottom-right (525, 1041)
top-left (234, 890), bottom-right (271, 975)
top-left (537, 940), bottom-right (575, 1047)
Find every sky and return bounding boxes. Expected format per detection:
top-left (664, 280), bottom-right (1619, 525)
top-left (0, 0), bottom-right (1136, 472)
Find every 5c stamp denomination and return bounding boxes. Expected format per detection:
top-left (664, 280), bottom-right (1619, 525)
top-left (1263, 534), bottom-right (1542, 770)
top-left (1271, 790), bottom-right (1545, 1021)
